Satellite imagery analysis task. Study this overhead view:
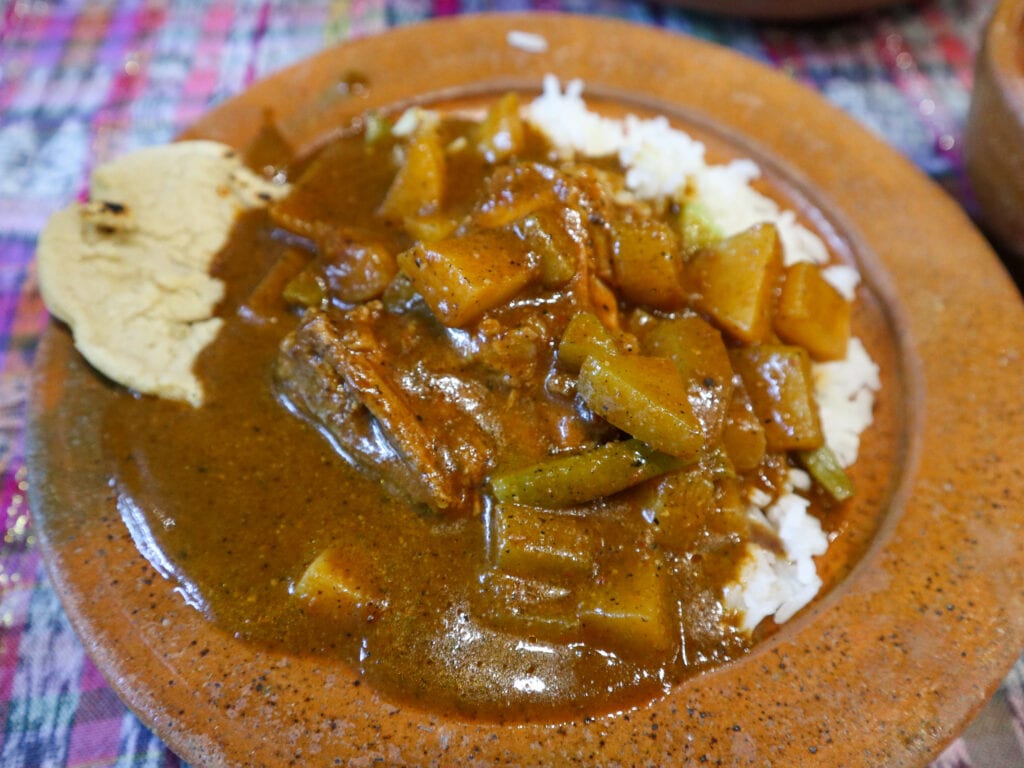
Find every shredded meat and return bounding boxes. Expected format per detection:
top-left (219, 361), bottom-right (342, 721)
top-left (275, 305), bottom-right (495, 514)
top-left (274, 289), bottom-right (617, 516)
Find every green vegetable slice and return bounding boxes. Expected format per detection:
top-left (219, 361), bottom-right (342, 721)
top-left (489, 439), bottom-right (687, 508)
top-left (798, 444), bottom-right (854, 502)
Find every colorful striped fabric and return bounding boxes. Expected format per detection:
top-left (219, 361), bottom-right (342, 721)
top-left (0, 0), bottom-right (1016, 765)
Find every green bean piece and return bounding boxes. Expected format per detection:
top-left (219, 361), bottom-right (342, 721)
top-left (489, 439), bottom-right (687, 508)
top-left (798, 444), bottom-right (854, 502)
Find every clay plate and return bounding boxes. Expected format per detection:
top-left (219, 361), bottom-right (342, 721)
top-left (27, 14), bottom-right (1024, 767)
top-left (965, 0), bottom-right (1024, 263)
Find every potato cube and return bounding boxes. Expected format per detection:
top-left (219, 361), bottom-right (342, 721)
top-left (558, 311), bottom-right (625, 372)
top-left (294, 547), bottom-right (386, 626)
top-left (640, 469), bottom-right (717, 555)
top-left (475, 91), bottom-right (525, 163)
top-left (577, 354), bottom-right (704, 460)
top-left (721, 389), bottom-right (767, 472)
top-left (473, 163), bottom-right (556, 229)
top-left (380, 121), bottom-right (446, 223)
top-left (730, 345), bottom-right (823, 451)
top-left (579, 551), bottom-right (675, 655)
top-left (640, 315), bottom-right (732, 384)
top-left (402, 213), bottom-right (460, 244)
top-left (517, 206), bottom-right (583, 289)
top-left (639, 315), bottom-right (735, 440)
top-left (685, 222), bottom-right (783, 343)
top-left (610, 219), bottom-right (686, 310)
top-left (774, 262), bottom-right (851, 361)
top-left (475, 572), bottom-right (581, 643)
top-left (492, 503), bottom-right (595, 579)
top-left (397, 229), bottom-right (537, 327)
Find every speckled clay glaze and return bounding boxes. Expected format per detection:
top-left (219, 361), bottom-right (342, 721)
top-left (966, 0), bottom-right (1024, 264)
top-left (27, 15), bottom-right (1024, 767)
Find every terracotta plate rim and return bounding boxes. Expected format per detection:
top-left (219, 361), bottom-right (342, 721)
top-left (27, 13), bottom-right (1024, 768)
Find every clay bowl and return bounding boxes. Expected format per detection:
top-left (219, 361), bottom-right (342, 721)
top-left (653, 0), bottom-right (914, 20)
top-left (965, 0), bottom-right (1024, 264)
top-left (27, 13), bottom-right (1024, 768)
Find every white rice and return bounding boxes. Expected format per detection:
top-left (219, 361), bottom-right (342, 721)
top-left (821, 264), bottom-right (861, 301)
top-left (527, 74), bottom-right (832, 269)
top-left (525, 77), bottom-right (626, 157)
top-left (814, 337), bottom-right (881, 468)
top-left (526, 77), bottom-right (881, 633)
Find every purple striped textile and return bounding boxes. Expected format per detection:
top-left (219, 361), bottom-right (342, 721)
top-left (0, 1), bottom-right (1017, 766)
